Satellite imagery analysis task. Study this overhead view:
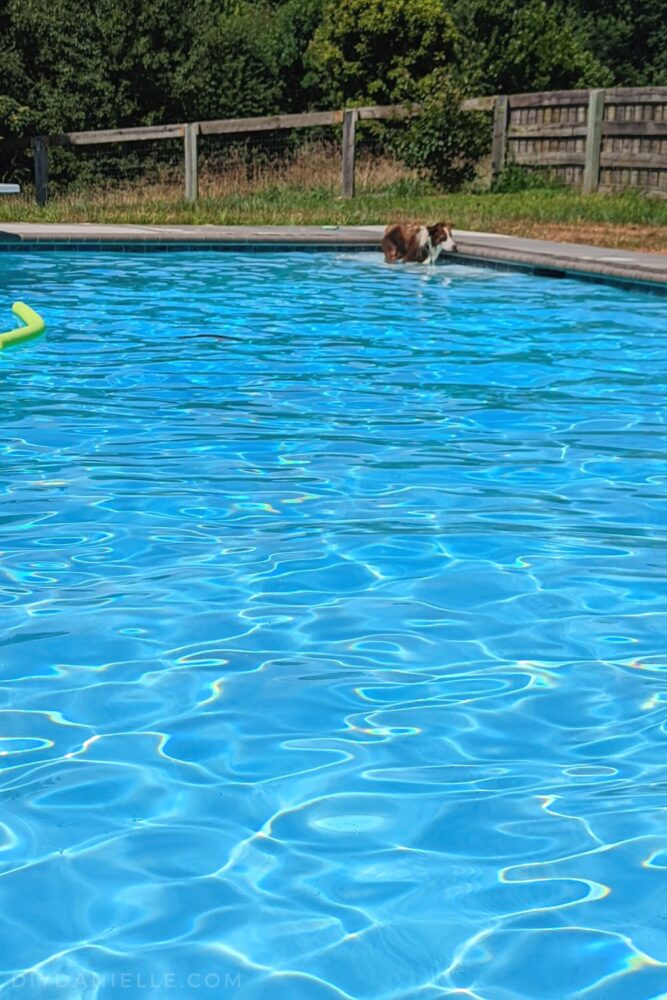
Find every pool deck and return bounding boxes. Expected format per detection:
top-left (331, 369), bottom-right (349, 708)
top-left (0, 222), bottom-right (666, 289)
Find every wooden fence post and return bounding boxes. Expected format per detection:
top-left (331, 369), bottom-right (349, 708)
top-left (491, 96), bottom-right (509, 181)
top-left (583, 89), bottom-right (604, 194)
top-left (341, 109), bottom-right (358, 198)
top-left (184, 123), bottom-right (199, 202)
top-left (31, 136), bottom-right (49, 206)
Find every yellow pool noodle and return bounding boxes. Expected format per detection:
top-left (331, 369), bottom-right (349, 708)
top-left (0, 302), bottom-right (46, 350)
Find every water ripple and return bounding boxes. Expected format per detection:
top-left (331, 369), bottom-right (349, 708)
top-left (0, 251), bottom-right (666, 998)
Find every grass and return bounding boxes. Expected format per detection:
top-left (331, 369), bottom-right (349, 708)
top-left (2, 145), bottom-right (666, 252)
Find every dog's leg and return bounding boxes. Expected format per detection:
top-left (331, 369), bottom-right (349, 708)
top-left (382, 225), bottom-right (407, 263)
top-left (415, 240), bottom-right (432, 263)
top-left (382, 241), bottom-right (401, 262)
top-left (428, 243), bottom-right (444, 264)
top-left (414, 227), bottom-right (431, 263)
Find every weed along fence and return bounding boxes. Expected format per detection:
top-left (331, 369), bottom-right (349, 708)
top-left (493, 87), bottom-right (667, 195)
top-left (4, 87), bottom-right (667, 204)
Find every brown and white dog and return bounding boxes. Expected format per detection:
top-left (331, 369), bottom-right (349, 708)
top-left (382, 222), bottom-right (457, 264)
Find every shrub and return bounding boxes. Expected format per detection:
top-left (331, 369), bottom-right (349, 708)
top-left (392, 71), bottom-right (490, 191)
top-left (443, 0), bottom-right (611, 94)
top-left (173, 2), bottom-right (285, 120)
top-left (305, 0), bottom-right (462, 106)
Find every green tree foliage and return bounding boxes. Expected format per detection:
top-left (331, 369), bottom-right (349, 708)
top-left (3, 0), bottom-right (193, 132)
top-left (173, 2), bottom-right (284, 120)
top-left (272, 0), bottom-right (326, 111)
top-left (444, 0), bottom-right (611, 95)
top-left (0, 0), bottom-right (325, 136)
top-left (306, 0), bottom-right (462, 106)
top-left (571, 0), bottom-right (667, 87)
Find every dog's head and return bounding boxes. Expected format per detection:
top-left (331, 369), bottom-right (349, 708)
top-left (427, 222), bottom-right (457, 253)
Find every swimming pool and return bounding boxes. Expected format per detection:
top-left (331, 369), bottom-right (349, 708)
top-left (1, 249), bottom-right (667, 999)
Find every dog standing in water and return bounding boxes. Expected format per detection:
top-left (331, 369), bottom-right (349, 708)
top-left (382, 222), bottom-right (457, 264)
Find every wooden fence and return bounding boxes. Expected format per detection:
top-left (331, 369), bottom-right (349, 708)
top-left (6, 99), bottom-right (492, 205)
top-left (5, 87), bottom-right (667, 204)
top-left (492, 87), bottom-right (667, 196)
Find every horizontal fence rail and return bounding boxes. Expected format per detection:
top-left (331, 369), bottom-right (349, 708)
top-left (5, 99), bottom-right (492, 151)
top-left (2, 89), bottom-right (666, 204)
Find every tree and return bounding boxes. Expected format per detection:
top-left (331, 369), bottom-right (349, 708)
top-left (569, 0), bottom-right (667, 86)
top-left (272, 0), bottom-right (326, 111)
top-left (306, 0), bottom-right (463, 106)
top-left (5, 0), bottom-right (190, 133)
top-left (444, 0), bottom-right (611, 95)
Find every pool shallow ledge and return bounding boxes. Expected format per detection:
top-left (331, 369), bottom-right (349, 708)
top-left (0, 223), bottom-right (666, 294)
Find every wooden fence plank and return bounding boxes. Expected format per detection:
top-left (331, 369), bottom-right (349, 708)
top-left (357, 104), bottom-right (415, 121)
top-left (510, 90), bottom-right (590, 108)
top-left (583, 89), bottom-right (604, 194)
top-left (600, 152), bottom-right (667, 167)
top-left (31, 136), bottom-right (48, 205)
top-left (199, 106), bottom-right (415, 136)
top-left (460, 96), bottom-right (496, 112)
top-left (508, 123), bottom-right (588, 138)
top-left (199, 111), bottom-right (338, 136)
top-left (511, 150), bottom-right (586, 165)
top-left (604, 88), bottom-right (667, 103)
top-left (603, 121), bottom-right (667, 137)
top-left (341, 109), bottom-right (358, 198)
top-left (0, 103), bottom-right (416, 152)
top-left (491, 95), bottom-right (509, 179)
top-left (0, 105), bottom-right (415, 151)
top-left (184, 122), bottom-right (199, 202)
top-left (54, 124), bottom-right (186, 146)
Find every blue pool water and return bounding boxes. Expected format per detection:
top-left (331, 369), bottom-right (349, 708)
top-left (1, 249), bottom-right (667, 999)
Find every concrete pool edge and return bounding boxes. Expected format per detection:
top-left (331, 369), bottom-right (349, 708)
top-left (0, 223), bottom-right (666, 293)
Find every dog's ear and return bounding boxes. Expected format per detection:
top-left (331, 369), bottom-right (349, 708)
top-left (427, 221), bottom-right (447, 242)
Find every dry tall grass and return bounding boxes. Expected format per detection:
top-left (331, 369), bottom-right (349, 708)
top-left (38, 142), bottom-right (419, 211)
top-left (200, 142), bottom-right (418, 197)
top-left (0, 141), bottom-right (421, 224)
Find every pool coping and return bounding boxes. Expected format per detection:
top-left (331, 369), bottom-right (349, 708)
top-left (1, 223), bottom-right (666, 293)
